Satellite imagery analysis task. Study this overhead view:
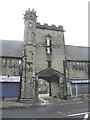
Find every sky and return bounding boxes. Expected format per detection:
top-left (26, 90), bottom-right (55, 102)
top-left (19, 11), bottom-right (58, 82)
top-left (0, 0), bottom-right (88, 46)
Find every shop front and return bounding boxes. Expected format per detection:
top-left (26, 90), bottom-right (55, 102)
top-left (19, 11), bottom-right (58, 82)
top-left (0, 76), bottom-right (20, 98)
top-left (70, 78), bottom-right (90, 97)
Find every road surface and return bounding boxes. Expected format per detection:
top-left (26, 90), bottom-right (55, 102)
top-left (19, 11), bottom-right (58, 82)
top-left (2, 101), bottom-right (89, 119)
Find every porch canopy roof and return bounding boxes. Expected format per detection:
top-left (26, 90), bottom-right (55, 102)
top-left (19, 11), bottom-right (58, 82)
top-left (36, 68), bottom-right (63, 78)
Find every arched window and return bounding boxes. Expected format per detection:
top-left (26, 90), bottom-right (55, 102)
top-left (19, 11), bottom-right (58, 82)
top-left (45, 34), bottom-right (52, 54)
top-left (29, 22), bottom-right (32, 28)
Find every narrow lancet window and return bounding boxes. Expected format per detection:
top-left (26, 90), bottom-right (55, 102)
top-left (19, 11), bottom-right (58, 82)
top-left (45, 34), bottom-right (52, 55)
top-left (29, 22), bottom-right (32, 28)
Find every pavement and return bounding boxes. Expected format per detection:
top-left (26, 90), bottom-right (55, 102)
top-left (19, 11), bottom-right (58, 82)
top-left (0, 94), bottom-right (90, 109)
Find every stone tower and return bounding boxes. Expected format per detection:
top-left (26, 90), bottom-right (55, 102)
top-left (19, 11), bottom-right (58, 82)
top-left (20, 9), bottom-right (38, 102)
top-left (20, 8), bottom-right (67, 102)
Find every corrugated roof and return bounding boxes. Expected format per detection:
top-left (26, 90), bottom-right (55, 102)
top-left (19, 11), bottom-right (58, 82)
top-left (0, 40), bottom-right (89, 61)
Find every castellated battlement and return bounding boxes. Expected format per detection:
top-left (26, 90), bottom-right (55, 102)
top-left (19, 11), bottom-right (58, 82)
top-left (23, 8), bottom-right (64, 31)
top-left (23, 8), bottom-right (37, 21)
top-left (36, 22), bottom-right (64, 32)
top-left (24, 8), bottom-right (36, 15)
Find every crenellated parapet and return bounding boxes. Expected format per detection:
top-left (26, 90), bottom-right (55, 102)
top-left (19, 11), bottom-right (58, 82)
top-left (23, 8), bottom-right (64, 32)
top-left (23, 8), bottom-right (37, 21)
top-left (36, 22), bottom-right (64, 32)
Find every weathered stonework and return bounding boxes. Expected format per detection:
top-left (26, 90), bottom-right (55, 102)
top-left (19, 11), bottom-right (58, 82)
top-left (1, 57), bottom-right (21, 76)
top-left (0, 8), bottom-right (89, 102)
top-left (19, 8), bottom-right (67, 101)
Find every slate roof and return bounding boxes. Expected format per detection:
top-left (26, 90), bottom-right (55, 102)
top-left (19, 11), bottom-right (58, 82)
top-left (65, 45), bottom-right (89, 61)
top-left (0, 40), bottom-right (89, 61)
top-left (0, 40), bottom-right (23, 58)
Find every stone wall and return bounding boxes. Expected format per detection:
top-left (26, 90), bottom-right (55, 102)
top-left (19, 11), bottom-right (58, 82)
top-left (35, 28), bottom-right (65, 74)
top-left (67, 61), bottom-right (88, 78)
top-left (67, 61), bottom-right (88, 96)
top-left (0, 57), bottom-right (21, 76)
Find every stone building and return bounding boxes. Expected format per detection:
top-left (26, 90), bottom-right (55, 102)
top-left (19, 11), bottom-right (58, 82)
top-left (0, 9), bottom-right (89, 102)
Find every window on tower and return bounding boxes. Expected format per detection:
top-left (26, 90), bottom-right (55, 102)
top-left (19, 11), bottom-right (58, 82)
top-left (45, 34), bottom-right (52, 54)
top-left (47, 61), bottom-right (52, 68)
top-left (29, 22), bottom-right (32, 28)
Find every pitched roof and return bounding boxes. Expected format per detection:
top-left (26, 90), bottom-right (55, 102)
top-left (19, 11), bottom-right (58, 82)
top-left (65, 45), bottom-right (89, 61)
top-left (0, 40), bottom-right (23, 58)
top-left (0, 40), bottom-right (89, 61)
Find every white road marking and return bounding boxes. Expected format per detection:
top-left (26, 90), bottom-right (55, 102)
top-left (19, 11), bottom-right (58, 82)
top-left (68, 112), bottom-right (90, 117)
top-left (83, 113), bottom-right (89, 120)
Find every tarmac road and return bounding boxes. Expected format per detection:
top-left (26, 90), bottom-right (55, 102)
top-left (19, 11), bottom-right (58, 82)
top-left (2, 101), bottom-right (89, 119)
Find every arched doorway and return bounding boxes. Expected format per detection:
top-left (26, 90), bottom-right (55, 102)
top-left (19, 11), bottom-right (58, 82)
top-left (36, 68), bottom-right (63, 98)
top-left (38, 79), bottom-right (49, 94)
top-left (38, 78), bottom-right (49, 100)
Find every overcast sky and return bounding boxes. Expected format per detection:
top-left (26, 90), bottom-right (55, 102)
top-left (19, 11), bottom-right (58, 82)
top-left (0, 0), bottom-right (88, 46)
